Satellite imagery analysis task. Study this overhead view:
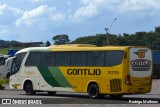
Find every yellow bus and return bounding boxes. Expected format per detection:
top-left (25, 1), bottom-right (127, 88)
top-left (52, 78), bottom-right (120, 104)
top-left (9, 44), bottom-right (152, 99)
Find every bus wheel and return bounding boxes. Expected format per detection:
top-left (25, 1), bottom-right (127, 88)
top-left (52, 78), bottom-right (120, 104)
top-left (109, 94), bottom-right (123, 99)
top-left (25, 82), bottom-right (36, 95)
top-left (47, 91), bottom-right (56, 95)
top-left (88, 83), bottom-right (100, 99)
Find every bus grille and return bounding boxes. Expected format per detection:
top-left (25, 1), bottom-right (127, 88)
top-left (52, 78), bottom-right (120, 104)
top-left (110, 79), bottom-right (122, 92)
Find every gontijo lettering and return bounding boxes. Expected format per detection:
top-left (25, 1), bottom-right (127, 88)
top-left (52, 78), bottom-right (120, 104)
top-left (67, 69), bottom-right (101, 75)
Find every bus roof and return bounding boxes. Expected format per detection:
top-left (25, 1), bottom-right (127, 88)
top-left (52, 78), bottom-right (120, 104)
top-left (15, 44), bottom-right (148, 54)
top-left (53, 44), bottom-right (96, 47)
top-left (16, 47), bottom-right (48, 54)
top-left (49, 44), bottom-right (132, 51)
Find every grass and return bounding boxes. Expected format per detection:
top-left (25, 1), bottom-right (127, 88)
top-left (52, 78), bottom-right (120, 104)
top-left (0, 48), bottom-right (9, 55)
top-left (0, 48), bottom-right (23, 55)
top-left (0, 78), bottom-right (9, 84)
top-left (0, 78), bottom-right (9, 90)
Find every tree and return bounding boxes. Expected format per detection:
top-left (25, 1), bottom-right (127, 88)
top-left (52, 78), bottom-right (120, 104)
top-left (46, 41), bottom-right (51, 46)
top-left (70, 25), bottom-right (160, 50)
top-left (155, 26), bottom-right (160, 32)
top-left (52, 34), bottom-right (70, 45)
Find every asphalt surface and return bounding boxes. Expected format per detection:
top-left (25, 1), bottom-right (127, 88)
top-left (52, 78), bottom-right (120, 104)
top-left (0, 80), bottom-right (160, 106)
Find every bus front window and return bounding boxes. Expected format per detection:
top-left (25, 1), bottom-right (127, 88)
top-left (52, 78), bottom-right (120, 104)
top-left (11, 58), bottom-right (19, 75)
top-left (10, 52), bottom-right (27, 76)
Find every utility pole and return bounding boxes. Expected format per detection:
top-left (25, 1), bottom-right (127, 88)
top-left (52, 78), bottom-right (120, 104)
top-left (105, 28), bottom-right (109, 46)
top-left (105, 18), bottom-right (117, 46)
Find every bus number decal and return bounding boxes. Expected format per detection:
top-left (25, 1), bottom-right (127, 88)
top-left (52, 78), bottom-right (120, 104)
top-left (108, 71), bottom-right (119, 74)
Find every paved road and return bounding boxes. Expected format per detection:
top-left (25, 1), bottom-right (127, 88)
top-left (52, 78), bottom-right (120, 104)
top-left (0, 80), bottom-right (160, 106)
top-left (0, 90), bottom-right (160, 104)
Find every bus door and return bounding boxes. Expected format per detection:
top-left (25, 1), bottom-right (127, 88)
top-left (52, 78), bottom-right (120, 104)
top-left (129, 48), bottom-right (152, 87)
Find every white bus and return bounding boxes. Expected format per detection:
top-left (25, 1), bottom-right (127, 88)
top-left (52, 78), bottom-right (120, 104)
top-left (0, 55), bottom-right (11, 78)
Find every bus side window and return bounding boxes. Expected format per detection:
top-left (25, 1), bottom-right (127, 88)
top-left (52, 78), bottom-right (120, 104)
top-left (25, 52), bottom-right (55, 67)
top-left (87, 51), bottom-right (104, 66)
top-left (40, 52), bottom-right (55, 66)
top-left (71, 52), bottom-right (87, 66)
top-left (104, 51), bottom-right (124, 66)
top-left (25, 52), bottom-right (41, 66)
top-left (55, 52), bottom-right (70, 66)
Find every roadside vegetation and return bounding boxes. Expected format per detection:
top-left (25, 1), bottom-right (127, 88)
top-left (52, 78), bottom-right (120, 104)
top-left (0, 48), bottom-right (8, 55)
top-left (0, 78), bottom-right (9, 90)
top-left (0, 48), bottom-right (22, 55)
top-left (53, 26), bottom-right (160, 50)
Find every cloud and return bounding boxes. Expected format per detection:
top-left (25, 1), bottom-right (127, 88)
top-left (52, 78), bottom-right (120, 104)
top-left (115, 0), bottom-right (160, 13)
top-left (16, 5), bottom-right (48, 26)
top-left (49, 13), bottom-right (64, 21)
top-left (0, 4), bottom-right (23, 15)
top-left (16, 5), bottom-right (65, 26)
top-left (0, 4), bottom-right (7, 14)
top-left (71, 0), bottom-right (160, 21)
top-left (71, 0), bottom-right (103, 21)
top-left (8, 7), bottom-right (23, 15)
top-left (73, 3), bottom-right (98, 20)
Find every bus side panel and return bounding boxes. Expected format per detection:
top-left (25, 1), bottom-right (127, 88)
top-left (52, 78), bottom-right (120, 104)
top-left (59, 66), bottom-right (123, 94)
top-left (36, 66), bottom-right (75, 92)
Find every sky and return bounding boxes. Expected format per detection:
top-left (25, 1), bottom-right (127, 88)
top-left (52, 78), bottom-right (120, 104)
top-left (0, 0), bottom-right (160, 44)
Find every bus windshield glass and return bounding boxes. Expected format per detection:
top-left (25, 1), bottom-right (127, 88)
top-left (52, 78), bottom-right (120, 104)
top-left (11, 52), bottom-right (27, 75)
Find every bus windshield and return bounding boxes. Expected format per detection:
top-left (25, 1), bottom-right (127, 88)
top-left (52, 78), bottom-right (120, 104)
top-left (11, 52), bottom-right (27, 75)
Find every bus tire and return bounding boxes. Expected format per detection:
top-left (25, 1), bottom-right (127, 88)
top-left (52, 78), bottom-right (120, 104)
top-left (88, 83), bottom-right (100, 99)
top-left (47, 91), bottom-right (56, 95)
top-left (24, 81), bottom-right (36, 95)
top-left (109, 94), bottom-right (123, 99)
